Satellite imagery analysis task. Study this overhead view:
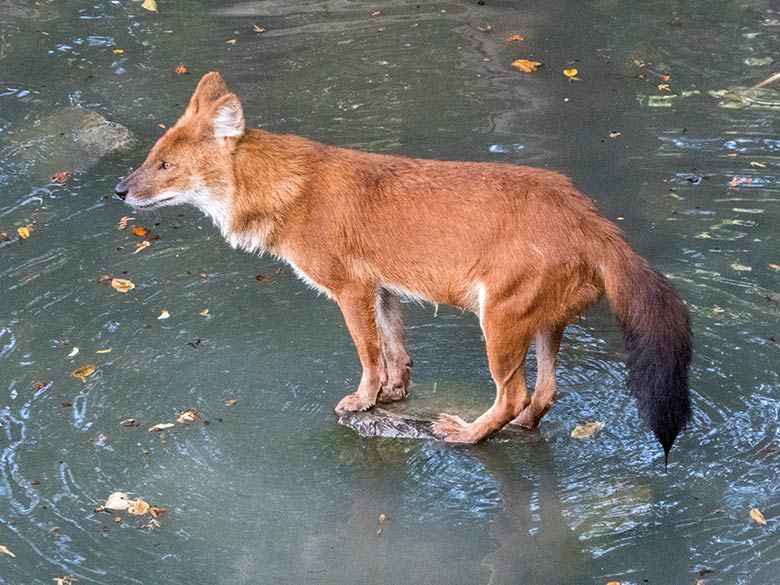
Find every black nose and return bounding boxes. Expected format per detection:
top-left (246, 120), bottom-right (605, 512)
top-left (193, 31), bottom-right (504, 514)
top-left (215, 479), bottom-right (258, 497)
top-left (114, 188), bottom-right (127, 201)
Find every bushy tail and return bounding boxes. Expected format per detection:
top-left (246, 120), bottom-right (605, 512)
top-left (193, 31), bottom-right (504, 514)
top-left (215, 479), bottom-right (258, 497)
top-left (602, 242), bottom-right (692, 464)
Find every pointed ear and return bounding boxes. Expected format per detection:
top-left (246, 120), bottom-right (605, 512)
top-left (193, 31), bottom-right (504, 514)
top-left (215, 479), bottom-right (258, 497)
top-left (185, 72), bottom-right (229, 117)
top-left (212, 93), bottom-right (245, 139)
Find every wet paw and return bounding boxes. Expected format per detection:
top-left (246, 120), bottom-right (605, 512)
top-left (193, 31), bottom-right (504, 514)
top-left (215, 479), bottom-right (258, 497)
top-left (377, 381), bottom-right (408, 403)
top-left (431, 413), bottom-right (479, 443)
top-left (335, 393), bottom-right (374, 414)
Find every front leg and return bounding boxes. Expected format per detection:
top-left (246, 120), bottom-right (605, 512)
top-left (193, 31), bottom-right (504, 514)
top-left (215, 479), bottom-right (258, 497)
top-left (334, 284), bottom-right (386, 414)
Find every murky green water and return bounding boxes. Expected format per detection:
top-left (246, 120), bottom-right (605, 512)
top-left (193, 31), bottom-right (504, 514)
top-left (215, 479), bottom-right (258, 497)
top-left (1, 1), bottom-right (779, 583)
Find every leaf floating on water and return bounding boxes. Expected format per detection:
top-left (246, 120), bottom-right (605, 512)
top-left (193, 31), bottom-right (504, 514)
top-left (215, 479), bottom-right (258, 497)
top-left (712, 306), bottom-right (726, 314)
top-left (133, 241), bottom-right (150, 254)
top-left (750, 161), bottom-right (767, 168)
top-left (176, 409), bottom-right (200, 424)
top-left (750, 508), bottom-right (767, 525)
top-left (255, 274), bottom-right (273, 283)
top-left (730, 263), bottom-right (752, 272)
top-left (225, 399), bottom-right (237, 406)
top-left (511, 59), bottom-right (542, 73)
top-left (252, 23), bottom-right (265, 33)
top-left (52, 171), bottom-right (71, 183)
top-left (67, 347), bottom-right (80, 358)
top-left (174, 64), bottom-right (189, 75)
top-left (199, 308), bottom-right (209, 316)
top-left (149, 422), bottom-right (174, 432)
top-left (132, 226), bottom-right (150, 237)
top-left (127, 498), bottom-right (150, 516)
top-left (225, 39), bottom-right (237, 45)
top-left (157, 309), bottom-right (170, 320)
top-left (571, 421), bottom-right (605, 439)
top-left (96, 348), bottom-right (112, 354)
top-left (769, 263), bottom-right (780, 271)
top-left (563, 68), bottom-right (579, 78)
top-left (72, 364), bottom-right (95, 383)
top-left (111, 278), bottom-right (135, 293)
top-left (120, 418), bottom-right (138, 427)
top-left (507, 34), bottom-right (525, 42)
top-left (729, 176), bottom-right (754, 187)
top-left (378, 513), bottom-right (386, 523)
top-left (113, 49), bottom-right (124, 55)
top-left (118, 216), bottom-right (134, 230)
top-left (141, 0), bottom-right (158, 12)
top-left (609, 131), bottom-right (622, 138)
top-left (104, 491), bottom-right (131, 511)
top-left (53, 576), bottom-right (78, 585)
top-left (17, 226), bottom-right (31, 239)
top-left (0, 545), bottom-right (15, 558)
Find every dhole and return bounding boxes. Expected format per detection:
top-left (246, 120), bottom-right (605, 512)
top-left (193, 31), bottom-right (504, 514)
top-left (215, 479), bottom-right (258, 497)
top-left (116, 72), bottom-right (692, 461)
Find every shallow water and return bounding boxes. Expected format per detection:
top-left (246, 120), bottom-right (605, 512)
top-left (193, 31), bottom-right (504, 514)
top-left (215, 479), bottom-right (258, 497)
top-left (1, 1), bottom-right (779, 584)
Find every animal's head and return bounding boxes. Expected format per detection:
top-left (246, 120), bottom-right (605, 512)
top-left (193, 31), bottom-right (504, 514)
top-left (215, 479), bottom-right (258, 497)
top-left (114, 72), bottom-right (244, 224)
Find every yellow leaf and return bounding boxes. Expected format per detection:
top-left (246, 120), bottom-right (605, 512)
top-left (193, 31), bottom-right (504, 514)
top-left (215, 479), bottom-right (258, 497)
top-left (111, 278), bottom-right (135, 293)
top-left (157, 309), bottom-right (170, 320)
top-left (112, 49), bottom-right (124, 54)
top-left (730, 263), bottom-right (752, 272)
top-left (225, 39), bottom-right (237, 45)
top-left (72, 364), bottom-right (95, 383)
top-left (749, 161), bottom-right (767, 168)
top-left (750, 508), bottom-right (767, 525)
top-left (563, 68), bottom-right (578, 78)
top-left (141, 0), bottom-right (158, 12)
top-left (96, 348), bottom-right (112, 354)
top-left (17, 226), bottom-right (30, 239)
top-left (0, 545), bottom-right (15, 558)
top-left (132, 226), bottom-right (150, 237)
top-left (128, 498), bottom-right (150, 516)
top-left (571, 421), bottom-right (605, 439)
top-left (507, 34), bottom-right (524, 42)
top-left (511, 59), bottom-right (542, 73)
top-left (199, 308), bottom-right (209, 316)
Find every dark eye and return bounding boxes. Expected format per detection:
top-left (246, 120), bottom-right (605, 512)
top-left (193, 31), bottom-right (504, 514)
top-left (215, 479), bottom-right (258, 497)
top-left (159, 161), bottom-right (172, 170)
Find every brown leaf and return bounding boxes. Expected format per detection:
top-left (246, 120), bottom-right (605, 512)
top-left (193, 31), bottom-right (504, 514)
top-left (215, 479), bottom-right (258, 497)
top-left (149, 422), bottom-right (174, 432)
top-left (52, 171), bottom-right (71, 184)
top-left (507, 34), bottom-right (525, 42)
top-left (133, 241), bottom-right (151, 254)
top-left (118, 216), bottom-right (134, 230)
top-left (511, 59), bottom-right (542, 73)
top-left (176, 409), bottom-right (200, 424)
top-left (174, 64), bottom-right (189, 75)
top-left (111, 278), bottom-right (135, 293)
top-left (571, 421), bottom-right (605, 439)
top-left (150, 506), bottom-right (168, 517)
top-left (769, 263), bottom-right (780, 271)
top-left (255, 274), bottom-right (273, 283)
top-left (120, 418), bottom-right (139, 427)
top-left (750, 508), bottom-right (767, 525)
top-left (252, 23), bottom-right (265, 33)
top-left (157, 309), bottom-right (170, 320)
top-left (127, 498), bottom-right (150, 516)
top-left (199, 308), bottom-right (209, 316)
top-left (609, 131), bottom-right (622, 138)
top-left (0, 545), bottom-right (15, 558)
top-left (132, 226), bottom-right (150, 237)
top-left (225, 399), bottom-right (237, 406)
top-left (72, 364), bottom-right (96, 383)
top-left (225, 39), bottom-right (237, 45)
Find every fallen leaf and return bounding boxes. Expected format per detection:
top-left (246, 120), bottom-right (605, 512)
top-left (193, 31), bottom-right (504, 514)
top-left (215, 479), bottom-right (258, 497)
top-left (52, 171), bottom-right (71, 183)
top-left (62, 402), bottom-right (73, 408)
top-left (609, 131), bottom-right (622, 138)
top-left (158, 123), bottom-right (166, 129)
top-left (769, 263), bottom-right (780, 271)
top-left (571, 421), bottom-right (605, 439)
top-left (749, 161), bottom-right (767, 168)
top-left (731, 263), bottom-right (752, 272)
top-left (370, 9), bottom-right (381, 16)
top-left (119, 418), bottom-right (138, 427)
top-left (226, 39), bottom-right (237, 45)
top-left (606, 582), bottom-right (621, 585)
top-left (141, 0), bottom-right (158, 12)
top-left (132, 226), bottom-right (150, 237)
top-left (729, 176), bottom-right (754, 187)
top-left (104, 492), bottom-right (131, 510)
top-left (112, 49), bottom-right (124, 54)
top-left (658, 83), bottom-right (671, 91)
top-left (17, 226), bottom-right (30, 239)
top-left (67, 347), bottom-right (80, 358)
top-left (750, 508), bottom-right (767, 525)
top-left (96, 348), bottom-right (112, 354)
top-left (727, 152), bottom-right (738, 157)
top-left (252, 23), bottom-right (265, 33)
top-left (149, 422), bottom-right (174, 432)
top-left (72, 364), bottom-right (96, 383)
top-left (174, 64), bottom-right (189, 75)
top-left (127, 498), bottom-right (150, 516)
top-left (379, 513), bottom-right (386, 523)
top-left (114, 516), bottom-right (121, 523)
top-left (143, 518), bottom-right (161, 530)
top-left (157, 309), bottom-right (170, 320)
top-left (118, 216), bottom-right (134, 230)
top-left (712, 306), bottom-right (725, 313)
top-left (150, 507), bottom-right (168, 517)
top-left (376, 527), bottom-right (383, 536)
top-left (255, 274), bottom-right (273, 283)
top-left (225, 399), bottom-right (237, 406)
top-left (133, 241), bottom-right (150, 254)
top-left (507, 34), bottom-right (525, 42)
top-left (199, 308), bottom-right (209, 316)
top-left (563, 68), bottom-right (578, 78)
top-left (663, 73), bottom-right (671, 81)
top-left (0, 545), bottom-right (15, 558)
top-left (111, 278), bottom-right (135, 293)
top-left (177, 409), bottom-right (200, 424)
top-left (53, 576), bottom-right (78, 585)
top-left (511, 59), bottom-right (542, 73)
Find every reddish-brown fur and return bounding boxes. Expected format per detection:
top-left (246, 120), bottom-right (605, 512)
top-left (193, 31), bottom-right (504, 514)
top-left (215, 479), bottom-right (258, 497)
top-left (116, 73), bottom-right (692, 455)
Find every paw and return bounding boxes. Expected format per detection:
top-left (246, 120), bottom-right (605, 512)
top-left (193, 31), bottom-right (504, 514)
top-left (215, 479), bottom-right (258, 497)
top-left (431, 413), bottom-right (479, 443)
top-left (335, 393), bottom-right (374, 414)
top-left (377, 381), bottom-right (408, 403)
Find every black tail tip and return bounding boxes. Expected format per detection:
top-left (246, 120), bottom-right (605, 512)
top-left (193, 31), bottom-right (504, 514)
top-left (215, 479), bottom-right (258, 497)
top-left (659, 431), bottom-right (679, 469)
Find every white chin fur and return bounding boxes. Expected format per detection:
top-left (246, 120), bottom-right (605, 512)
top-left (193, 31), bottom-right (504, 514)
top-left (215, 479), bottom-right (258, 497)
top-left (128, 188), bottom-right (232, 237)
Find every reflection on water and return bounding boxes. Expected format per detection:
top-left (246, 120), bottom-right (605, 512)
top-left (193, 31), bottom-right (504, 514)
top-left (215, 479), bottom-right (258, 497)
top-left (1, 0), bottom-right (780, 584)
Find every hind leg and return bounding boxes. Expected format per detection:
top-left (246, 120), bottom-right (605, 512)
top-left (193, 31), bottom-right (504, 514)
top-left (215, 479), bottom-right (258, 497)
top-left (512, 324), bottom-right (565, 429)
top-left (432, 296), bottom-right (534, 443)
top-left (375, 289), bottom-right (412, 402)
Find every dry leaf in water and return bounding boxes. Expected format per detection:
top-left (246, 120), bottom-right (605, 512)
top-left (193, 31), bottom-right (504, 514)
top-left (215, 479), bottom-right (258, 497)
top-left (252, 23), bottom-right (265, 32)
top-left (563, 68), bottom-right (579, 78)
top-left (571, 421), bottom-right (605, 439)
top-left (104, 491), bottom-right (131, 510)
top-left (176, 409), bottom-right (200, 424)
top-left (17, 226), bottom-right (31, 239)
top-left (96, 348), bottom-right (112, 354)
top-left (157, 309), bottom-right (170, 320)
top-left (750, 161), bottom-right (767, 168)
top-left (769, 263), bottom-right (780, 271)
top-left (132, 226), bottom-right (150, 237)
top-left (120, 418), bottom-right (138, 427)
top-left (174, 64), bottom-right (189, 75)
top-left (199, 309), bottom-right (209, 316)
top-left (511, 59), bottom-right (542, 73)
top-left (750, 508), bottom-right (767, 525)
top-left (226, 39), bottom-right (237, 45)
top-left (128, 498), bottom-right (150, 516)
top-left (72, 364), bottom-right (95, 383)
top-left (225, 399), bottom-right (237, 406)
top-left (149, 422), bottom-right (174, 432)
top-left (0, 545), bottom-right (15, 558)
top-left (53, 576), bottom-right (79, 585)
top-left (67, 347), bottom-right (80, 357)
top-left (141, 0), bottom-right (158, 12)
top-left (731, 263), bottom-right (752, 272)
top-left (118, 216), bottom-right (134, 230)
top-left (507, 34), bottom-right (525, 42)
top-left (52, 171), bottom-right (71, 183)
top-left (609, 131), bottom-right (622, 138)
top-left (111, 278), bottom-right (135, 293)
top-left (133, 241), bottom-right (150, 254)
